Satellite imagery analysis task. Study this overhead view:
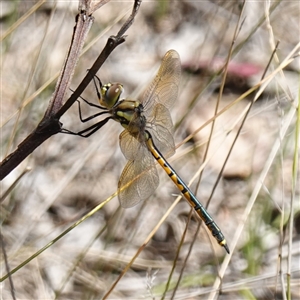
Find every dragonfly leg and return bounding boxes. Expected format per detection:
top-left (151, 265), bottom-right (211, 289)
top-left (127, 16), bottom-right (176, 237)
top-left (69, 87), bottom-right (106, 110)
top-left (92, 74), bottom-right (103, 100)
top-left (75, 100), bottom-right (108, 123)
top-left (61, 116), bottom-right (111, 137)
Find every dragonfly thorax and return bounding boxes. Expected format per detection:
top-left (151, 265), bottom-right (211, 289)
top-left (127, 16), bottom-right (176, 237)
top-left (113, 100), bottom-right (146, 135)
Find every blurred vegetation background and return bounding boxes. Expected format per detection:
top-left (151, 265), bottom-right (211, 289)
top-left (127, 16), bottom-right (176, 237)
top-left (1, 1), bottom-right (299, 299)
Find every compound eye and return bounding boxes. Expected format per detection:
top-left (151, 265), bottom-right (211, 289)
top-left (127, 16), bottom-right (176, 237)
top-left (100, 83), bottom-right (123, 108)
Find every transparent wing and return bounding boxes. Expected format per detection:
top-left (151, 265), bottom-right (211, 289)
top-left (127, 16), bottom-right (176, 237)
top-left (142, 50), bottom-right (180, 157)
top-left (142, 50), bottom-right (181, 113)
top-left (146, 103), bottom-right (175, 158)
top-left (119, 130), bottom-right (144, 161)
top-left (118, 149), bottom-right (159, 208)
top-left (118, 130), bottom-right (159, 208)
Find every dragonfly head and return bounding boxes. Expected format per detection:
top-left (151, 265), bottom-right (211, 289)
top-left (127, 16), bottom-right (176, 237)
top-left (99, 83), bottom-right (124, 109)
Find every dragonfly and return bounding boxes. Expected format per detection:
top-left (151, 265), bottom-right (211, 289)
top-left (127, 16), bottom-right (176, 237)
top-left (64, 50), bottom-right (229, 254)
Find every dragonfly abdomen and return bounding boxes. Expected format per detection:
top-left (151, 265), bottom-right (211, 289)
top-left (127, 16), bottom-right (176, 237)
top-left (145, 130), bottom-right (229, 253)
